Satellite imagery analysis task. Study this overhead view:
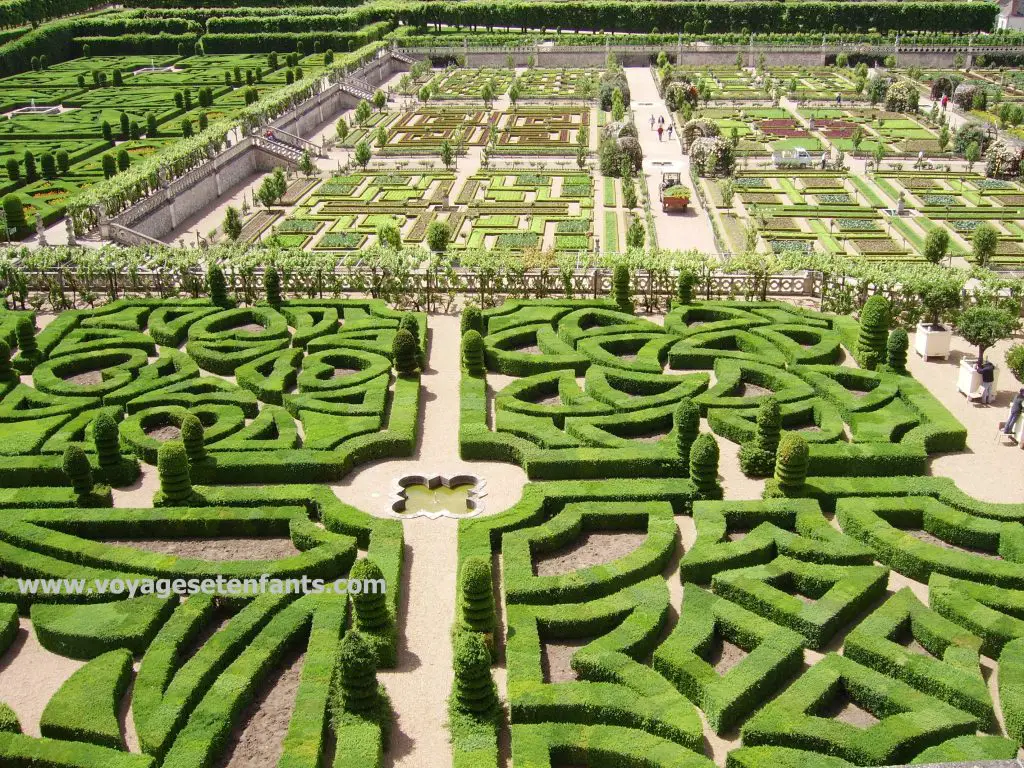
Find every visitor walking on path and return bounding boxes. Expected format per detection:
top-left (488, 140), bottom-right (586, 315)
top-left (650, 115), bottom-right (655, 131)
top-left (667, 125), bottom-right (674, 140)
top-left (1003, 389), bottom-right (1024, 437)
top-left (657, 125), bottom-right (664, 141)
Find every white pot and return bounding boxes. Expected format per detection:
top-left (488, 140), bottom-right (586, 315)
top-left (957, 358), bottom-right (999, 397)
top-left (914, 322), bottom-right (952, 360)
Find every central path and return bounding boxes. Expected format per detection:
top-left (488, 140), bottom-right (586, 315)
top-left (624, 68), bottom-right (719, 255)
top-left (332, 315), bottom-right (526, 767)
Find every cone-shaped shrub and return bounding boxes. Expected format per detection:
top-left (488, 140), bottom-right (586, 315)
top-left (674, 397), bottom-right (700, 465)
top-left (398, 312), bottom-right (419, 339)
top-left (774, 432), bottom-right (809, 494)
top-left (92, 411), bottom-right (121, 469)
top-left (207, 264), bottom-right (230, 307)
top-left (857, 295), bottom-right (890, 369)
top-left (158, 442), bottom-right (192, 503)
top-left (459, 556), bottom-right (496, 634)
top-left (462, 330), bottom-right (485, 376)
top-left (392, 329), bottom-right (419, 375)
top-left (612, 263), bottom-right (633, 313)
top-left (0, 340), bottom-right (13, 381)
top-left (452, 630), bottom-right (498, 717)
top-left (399, 313), bottom-right (424, 367)
top-left (62, 446), bottom-right (93, 496)
top-left (263, 267), bottom-right (281, 308)
top-left (754, 397), bottom-right (781, 453)
top-left (738, 396), bottom-right (781, 476)
top-left (180, 414), bottom-right (206, 464)
top-left (350, 559), bottom-right (390, 633)
top-left (689, 433), bottom-right (722, 500)
top-left (887, 327), bottom-right (909, 373)
top-left (675, 271), bottom-right (695, 305)
top-left (461, 305), bottom-right (484, 336)
top-left (333, 630), bottom-right (379, 714)
top-left (16, 317), bottom-right (38, 360)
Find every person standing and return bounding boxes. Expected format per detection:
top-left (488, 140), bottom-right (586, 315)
top-left (1003, 388), bottom-right (1024, 437)
top-left (650, 115), bottom-right (655, 131)
top-left (977, 359), bottom-right (996, 404)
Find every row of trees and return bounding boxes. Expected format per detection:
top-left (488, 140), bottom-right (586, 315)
top-left (394, 1), bottom-right (998, 35)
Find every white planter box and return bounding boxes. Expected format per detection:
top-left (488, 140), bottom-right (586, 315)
top-left (914, 322), bottom-right (952, 360)
top-left (957, 358), bottom-right (999, 397)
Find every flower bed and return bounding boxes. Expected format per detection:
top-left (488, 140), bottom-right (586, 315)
top-left (919, 194), bottom-right (961, 207)
top-left (837, 218), bottom-right (881, 232)
top-left (816, 193), bottom-right (854, 205)
top-left (854, 237), bottom-right (906, 256)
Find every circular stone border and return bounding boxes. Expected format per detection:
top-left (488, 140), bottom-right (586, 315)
top-left (388, 474), bottom-right (487, 520)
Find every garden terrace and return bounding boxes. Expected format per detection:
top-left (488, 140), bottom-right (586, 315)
top-left (0, 50), bottom-right (331, 229)
top-left (272, 169), bottom-right (618, 255)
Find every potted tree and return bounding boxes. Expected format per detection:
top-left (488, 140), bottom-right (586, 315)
top-left (954, 305), bottom-right (1019, 397)
top-left (914, 263), bottom-right (963, 360)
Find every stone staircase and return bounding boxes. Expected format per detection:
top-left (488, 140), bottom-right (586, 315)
top-left (253, 135), bottom-right (303, 166)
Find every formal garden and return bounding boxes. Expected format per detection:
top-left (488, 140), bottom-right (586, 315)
top-left (4, 0), bottom-right (1024, 763)
top-left (1, 267), bottom-right (1024, 767)
top-left (0, 50), bottom-right (338, 231)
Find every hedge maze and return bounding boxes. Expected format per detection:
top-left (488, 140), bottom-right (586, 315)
top-left (454, 296), bottom-right (1024, 768)
top-left (2, 286), bottom-right (1024, 768)
top-left (0, 293), bottom-right (419, 766)
top-left (0, 51), bottom-right (327, 229)
top-left (278, 170), bottom-right (599, 253)
top-left (461, 299), bottom-right (964, 480)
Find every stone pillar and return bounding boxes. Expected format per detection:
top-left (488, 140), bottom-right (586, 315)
top-left (168, 188), bottom-right (178, 231)
top-left (95, 205), bottom-right (109, 240)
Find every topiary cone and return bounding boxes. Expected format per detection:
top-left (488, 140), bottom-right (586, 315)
top-left (335, 630), bottom-right (379, 714)
top-left (263, 267), bottom-right (282, 308)
top-left (180, 414), bottom-right (206, 464)
top-left (350, 559), bottom-right (390, 633)
top-left (857, 295), bottom-right (890, 370)
top-left (157, 442), bottom-right (192, 503)
top-left (689, 433), bottom-right (721, 500)
top-left (452, 630), bottom-right (499, 717)
top-left (0, 340), bottom-right (14, 382)
top-left (612, 263), bottom-right (633, 313)
top-left (459, 556), bottom-right (496, 634)
top-left (207, 264), bottom-right (230, 307)
top-left (461, 306), bottom-right (484, 336)
top-left (62, 445), bottom-right (94, 496)
top-left (754, 396), bottom-right (781, 454)
top-left (392, 329), bottom-right (419, 375)
top-left (92, 410), bottom-right (122, 469)
top-left (462, 330), bottom-right (486, 376)
top-left (887, 327), bottom-right (909, 373)
top-left (674, 397), bottom-right (700, 467)
top-left (774, 432), bottom-right (809, 494)
top-left (15, 317), bottom-right (38, 360)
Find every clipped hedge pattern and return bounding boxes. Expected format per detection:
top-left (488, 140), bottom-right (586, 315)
top-left (462, 299), bottom-right (965, 481)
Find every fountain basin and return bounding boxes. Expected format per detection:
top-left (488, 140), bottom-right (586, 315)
top-left (389, 474), bottom-right (486, 519)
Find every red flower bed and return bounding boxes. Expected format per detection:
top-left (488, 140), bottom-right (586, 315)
top-left (814, 119), bottom-right (858, 139)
